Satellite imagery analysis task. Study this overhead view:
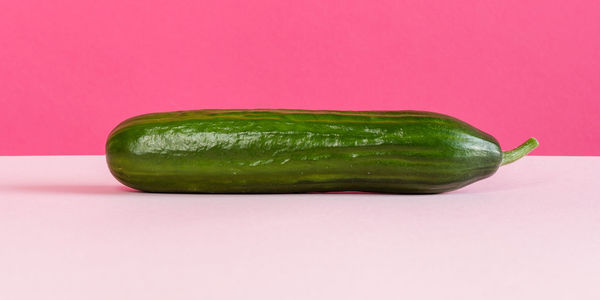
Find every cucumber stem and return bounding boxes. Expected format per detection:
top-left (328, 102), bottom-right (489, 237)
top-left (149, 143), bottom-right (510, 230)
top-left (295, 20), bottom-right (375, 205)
top-left (501, 137), bottom-right (539, 166)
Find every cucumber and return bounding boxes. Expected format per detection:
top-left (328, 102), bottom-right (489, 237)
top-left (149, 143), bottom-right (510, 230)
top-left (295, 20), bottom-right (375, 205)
top-left (105, 109), bottom-right (538, 194)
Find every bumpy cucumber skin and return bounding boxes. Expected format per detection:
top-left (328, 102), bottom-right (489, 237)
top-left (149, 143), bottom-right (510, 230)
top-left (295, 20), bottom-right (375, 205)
top-left (106, 109), bottom-right (502, 194)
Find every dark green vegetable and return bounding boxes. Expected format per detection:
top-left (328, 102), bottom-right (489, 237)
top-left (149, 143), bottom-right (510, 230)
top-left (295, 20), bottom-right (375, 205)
top-left (105, 109), bottom-right (538, 194)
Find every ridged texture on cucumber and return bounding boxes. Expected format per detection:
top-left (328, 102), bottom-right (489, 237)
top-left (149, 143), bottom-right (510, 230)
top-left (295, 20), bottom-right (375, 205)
top-left (106, 109), bottom-right (502, 194)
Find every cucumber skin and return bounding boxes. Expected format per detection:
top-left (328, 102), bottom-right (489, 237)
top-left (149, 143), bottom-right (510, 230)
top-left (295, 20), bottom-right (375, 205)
top-left (106, 109), bottom-right (502, 194)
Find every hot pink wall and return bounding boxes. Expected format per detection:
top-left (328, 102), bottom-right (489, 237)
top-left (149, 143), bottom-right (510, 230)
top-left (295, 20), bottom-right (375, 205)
top-left (1, 0), bottom-right (598, 155)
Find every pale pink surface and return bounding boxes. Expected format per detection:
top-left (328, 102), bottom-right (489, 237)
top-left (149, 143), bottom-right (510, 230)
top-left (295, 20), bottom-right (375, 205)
top-left (1, 0), bottom-right (599, 155)
top-left (1, 155), bottom-right (599, 299)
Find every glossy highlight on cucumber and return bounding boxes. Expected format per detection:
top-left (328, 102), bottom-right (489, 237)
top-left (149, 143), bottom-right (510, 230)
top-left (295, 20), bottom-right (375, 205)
top-left (105, 109), bottom-right (538, 194)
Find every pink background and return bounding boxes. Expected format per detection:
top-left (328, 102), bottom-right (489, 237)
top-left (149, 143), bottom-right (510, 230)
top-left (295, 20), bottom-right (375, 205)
top-left (1, 0), bottom-right (599, 155)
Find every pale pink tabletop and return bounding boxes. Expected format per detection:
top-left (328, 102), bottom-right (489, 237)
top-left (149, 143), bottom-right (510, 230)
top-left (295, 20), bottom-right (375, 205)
top-left (1, 156), bottom-right (599, 299)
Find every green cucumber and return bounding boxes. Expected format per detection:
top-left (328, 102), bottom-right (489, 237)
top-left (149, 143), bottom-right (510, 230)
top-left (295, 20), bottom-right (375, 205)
top-left (105, 109), bottom-right (538, 194)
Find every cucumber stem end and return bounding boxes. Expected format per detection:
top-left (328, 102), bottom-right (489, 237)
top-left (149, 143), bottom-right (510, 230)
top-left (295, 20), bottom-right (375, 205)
top-left (501, 137), bottom-right (539, 166)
